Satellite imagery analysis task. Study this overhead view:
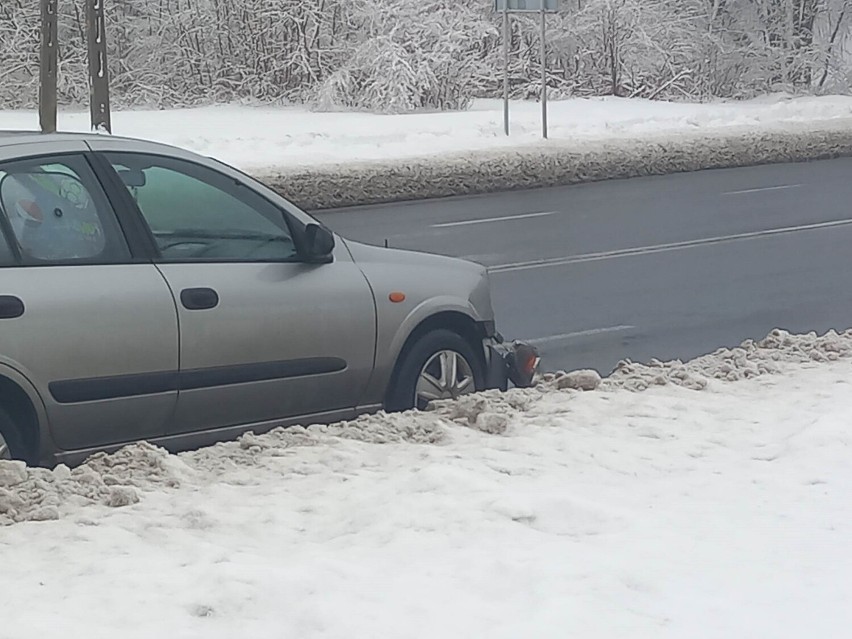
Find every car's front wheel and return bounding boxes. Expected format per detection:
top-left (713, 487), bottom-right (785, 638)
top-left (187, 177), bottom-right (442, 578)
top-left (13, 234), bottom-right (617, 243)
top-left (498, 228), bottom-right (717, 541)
top-left (387, 329), bottom-right (485, 412)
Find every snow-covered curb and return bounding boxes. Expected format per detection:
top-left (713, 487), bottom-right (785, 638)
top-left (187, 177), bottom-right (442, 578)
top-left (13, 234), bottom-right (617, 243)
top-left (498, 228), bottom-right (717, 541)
top-left (261, 119), bottom-right (852, 209)
top-left (2, 327), bottom-right (850, 526)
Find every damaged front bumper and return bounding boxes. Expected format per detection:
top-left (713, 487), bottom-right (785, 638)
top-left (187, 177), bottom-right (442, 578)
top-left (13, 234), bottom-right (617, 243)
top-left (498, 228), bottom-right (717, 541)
top-left (484, 334), bottom-right (540, 392)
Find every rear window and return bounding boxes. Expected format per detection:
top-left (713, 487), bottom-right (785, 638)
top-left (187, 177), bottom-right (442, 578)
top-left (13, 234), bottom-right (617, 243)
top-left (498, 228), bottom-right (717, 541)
top-left (0, 155), bottom-right (129, 265)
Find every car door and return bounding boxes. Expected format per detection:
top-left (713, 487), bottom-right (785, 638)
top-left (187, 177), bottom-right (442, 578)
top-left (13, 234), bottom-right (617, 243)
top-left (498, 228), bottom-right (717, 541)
top-left (96, 150), bottom-right (377, 435)
top-left (0, 144), bottom-right (178, 452)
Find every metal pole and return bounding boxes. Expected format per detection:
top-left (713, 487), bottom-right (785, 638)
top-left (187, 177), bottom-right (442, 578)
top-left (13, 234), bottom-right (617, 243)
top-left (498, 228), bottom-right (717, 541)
top-left (540, 3), bottom-right (548, 139)
top-left (39, 0), bottom-right (58, 134)
top-left (502, 3), bottom-right (509, 136)
top-left (86, 0), bottom-right (112, 133)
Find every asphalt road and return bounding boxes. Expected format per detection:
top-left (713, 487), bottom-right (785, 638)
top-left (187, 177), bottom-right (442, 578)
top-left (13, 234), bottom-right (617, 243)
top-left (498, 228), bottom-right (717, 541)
top-left (314, 158), bottom-right (852, 374)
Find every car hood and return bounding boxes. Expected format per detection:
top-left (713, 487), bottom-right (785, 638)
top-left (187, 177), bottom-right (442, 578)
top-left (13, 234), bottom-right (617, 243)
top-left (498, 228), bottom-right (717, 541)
top-left (342, 239), bottom-right (484, 274)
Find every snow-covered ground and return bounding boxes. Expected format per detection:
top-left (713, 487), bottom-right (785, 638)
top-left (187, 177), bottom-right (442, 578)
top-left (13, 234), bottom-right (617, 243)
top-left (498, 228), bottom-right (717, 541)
top-left (2, 95), bottom-right (852, 171)
top-left (2, 329), bottom-right (851, 638)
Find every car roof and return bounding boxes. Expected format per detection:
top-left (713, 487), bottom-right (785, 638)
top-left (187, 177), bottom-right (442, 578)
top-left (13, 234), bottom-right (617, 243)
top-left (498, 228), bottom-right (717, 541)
top-left (0, 130), bottom-right (197, 157)
top-left (0, 130), bottom-right (101, 145)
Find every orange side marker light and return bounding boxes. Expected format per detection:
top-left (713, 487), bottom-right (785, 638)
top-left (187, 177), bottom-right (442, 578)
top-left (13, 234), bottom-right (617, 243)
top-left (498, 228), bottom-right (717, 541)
top-left (389, 292), bottom-right (406, 303)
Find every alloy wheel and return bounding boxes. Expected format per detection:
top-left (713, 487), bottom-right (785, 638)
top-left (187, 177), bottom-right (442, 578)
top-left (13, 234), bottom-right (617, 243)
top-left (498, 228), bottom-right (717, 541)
top-left (415, 349), bottom-right (476, 410)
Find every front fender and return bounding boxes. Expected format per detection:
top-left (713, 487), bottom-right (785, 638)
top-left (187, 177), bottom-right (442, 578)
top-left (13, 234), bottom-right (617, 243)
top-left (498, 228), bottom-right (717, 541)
top-left (360, 295), bottom-right (483, 407)
top-left (341, 240), bottom-right (496, 407)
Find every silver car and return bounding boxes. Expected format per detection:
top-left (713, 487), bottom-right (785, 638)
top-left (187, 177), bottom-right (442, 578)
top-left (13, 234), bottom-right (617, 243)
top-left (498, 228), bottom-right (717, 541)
top-left (0, 132), bottom-right (538, 466)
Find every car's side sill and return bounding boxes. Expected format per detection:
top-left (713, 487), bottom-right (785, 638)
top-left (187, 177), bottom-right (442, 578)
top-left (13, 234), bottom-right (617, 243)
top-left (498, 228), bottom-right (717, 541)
top-left (50, 403), bottom-right (385, 467)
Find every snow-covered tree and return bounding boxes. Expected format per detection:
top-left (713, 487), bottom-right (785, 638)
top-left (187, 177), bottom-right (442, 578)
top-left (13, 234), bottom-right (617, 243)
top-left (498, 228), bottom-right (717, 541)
top-left (0, 0), bottom-right (848, 111)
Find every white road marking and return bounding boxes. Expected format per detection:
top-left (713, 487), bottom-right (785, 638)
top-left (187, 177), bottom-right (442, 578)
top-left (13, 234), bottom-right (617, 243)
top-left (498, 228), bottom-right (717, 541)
top-left (489, 217), bottom-right (852, 274)
top-left (526, 325), bottom-right (635, 345)
top-left (431, 210), bottom-right (556, 228)
top-left (722, 184), bottom-right (802, 196)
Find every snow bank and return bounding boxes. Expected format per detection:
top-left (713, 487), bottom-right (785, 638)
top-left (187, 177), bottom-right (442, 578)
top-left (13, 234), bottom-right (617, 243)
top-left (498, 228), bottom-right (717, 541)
top-left (0, 443), bottom-right (185, 525)
top-left (5, 96), bottom-right (852, 170)
top-left (2, 328), bottom-right (850, 526)
top-left (265, 118), bottom-right (852, 209)
top-left (3, 96), bottom-right (852, 208)
top-left (0, 411), bottom-right (448, 525)
top-left (603, 327), bottom-right (852, 391)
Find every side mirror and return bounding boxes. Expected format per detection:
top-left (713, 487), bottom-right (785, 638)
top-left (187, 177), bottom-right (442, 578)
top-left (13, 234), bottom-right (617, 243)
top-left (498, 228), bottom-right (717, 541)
top-left (303, 223), bottom-right (335, 263)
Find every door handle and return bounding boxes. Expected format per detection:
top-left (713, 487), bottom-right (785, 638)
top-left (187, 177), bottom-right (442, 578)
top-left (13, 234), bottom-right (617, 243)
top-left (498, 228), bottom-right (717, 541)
top-left (0, 296), bottom-right (24, 319)
top-left (180, 288), bottom-right (219, 310)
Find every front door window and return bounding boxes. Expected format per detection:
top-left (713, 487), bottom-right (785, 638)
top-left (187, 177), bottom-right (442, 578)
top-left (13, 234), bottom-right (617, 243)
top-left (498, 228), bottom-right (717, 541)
top-left (103, 153), bottom-right (298, 262)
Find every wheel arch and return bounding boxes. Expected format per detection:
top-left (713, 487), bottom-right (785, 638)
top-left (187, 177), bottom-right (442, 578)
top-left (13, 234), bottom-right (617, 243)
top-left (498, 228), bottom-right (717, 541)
top-left (0, 365), bottom-right (49, 465)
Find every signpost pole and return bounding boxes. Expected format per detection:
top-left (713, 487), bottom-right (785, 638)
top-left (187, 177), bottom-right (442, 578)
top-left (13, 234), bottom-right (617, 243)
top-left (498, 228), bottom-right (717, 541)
top-left (502, 1), bottom-right (510, 136)
top-left (39, 0), bottom-right (58, 134)
top-left (540, 1), bottom-right (548, 139)
top-left (86, 0), bottom-right (112, 133)
top-left (495, 0), bottom-right (557, 138)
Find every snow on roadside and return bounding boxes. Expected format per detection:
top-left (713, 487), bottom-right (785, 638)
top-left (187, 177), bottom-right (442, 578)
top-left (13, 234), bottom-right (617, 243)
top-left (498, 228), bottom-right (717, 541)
top-left (2, 95), bottom-right (852, 171)
top-left (1, 328), bottom-right (851, 637)
top-left (3, 328), bottom-right (851, 526)
top-left (602, 326), bottom-right (852, 390)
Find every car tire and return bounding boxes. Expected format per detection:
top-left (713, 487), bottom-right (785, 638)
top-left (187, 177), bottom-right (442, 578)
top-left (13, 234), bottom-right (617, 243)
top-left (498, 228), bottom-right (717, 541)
top-left (0, 407), bottom-right (26, 462)
top-left (387, 329), bottom-right (485, 412)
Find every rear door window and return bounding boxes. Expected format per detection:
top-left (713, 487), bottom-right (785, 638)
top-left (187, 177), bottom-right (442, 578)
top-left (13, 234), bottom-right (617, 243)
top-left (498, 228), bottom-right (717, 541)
top-left (0, 155), bottom-right (130, 265)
